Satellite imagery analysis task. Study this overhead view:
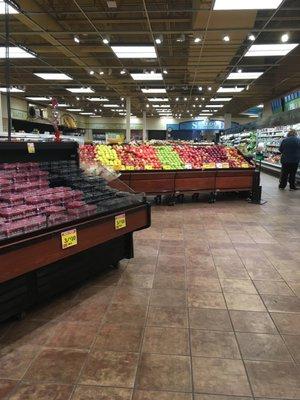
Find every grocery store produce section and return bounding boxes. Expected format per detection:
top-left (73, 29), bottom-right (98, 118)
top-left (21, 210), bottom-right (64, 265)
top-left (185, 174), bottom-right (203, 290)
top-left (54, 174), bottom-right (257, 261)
top-left (80, 143), bottom-right (253, 171)
top-left (0, 141), bottom-right (150, 321)
top-left (80, 143), bottom-right (256, 199)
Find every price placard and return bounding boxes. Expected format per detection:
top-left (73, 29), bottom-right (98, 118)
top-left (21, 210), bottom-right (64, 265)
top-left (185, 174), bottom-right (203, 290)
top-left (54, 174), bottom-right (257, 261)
top-left (216, 163), bottom-right (223, 169)
top-left (203, 162), bottom-right (216, 169)
top-left (145, 165), bottom-right (153, 170)
top-left (115, 213), bottom-right (126, 230)
top-left (27, 143), bottom-right (35, 154)
top-left (241, 163), bottom-right (249, 168)
top-left (126, 166), bottom-right (135, 170)
top-left (222, 163), bottom-right (230, 169)
top-left (61, 229), bottom-right (78, 249)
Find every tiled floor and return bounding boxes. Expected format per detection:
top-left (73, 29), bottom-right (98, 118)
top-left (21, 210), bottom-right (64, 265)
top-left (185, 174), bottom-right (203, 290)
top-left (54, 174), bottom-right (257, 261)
top-left (0, 173), bottom-right (299, 400)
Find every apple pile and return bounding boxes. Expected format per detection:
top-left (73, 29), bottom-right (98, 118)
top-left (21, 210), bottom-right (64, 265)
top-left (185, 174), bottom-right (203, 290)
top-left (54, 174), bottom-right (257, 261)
top-left (156, 146), bottom-right (185, 170)
top-left (79, 144), bottom-right (252, 171)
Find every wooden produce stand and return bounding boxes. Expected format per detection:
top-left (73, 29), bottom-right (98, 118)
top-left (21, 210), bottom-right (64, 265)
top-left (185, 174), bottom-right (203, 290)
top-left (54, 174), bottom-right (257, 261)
top-left (0, 142), bottom-right (151, 321)
top-left (119, 168), bottom-right (256, 203)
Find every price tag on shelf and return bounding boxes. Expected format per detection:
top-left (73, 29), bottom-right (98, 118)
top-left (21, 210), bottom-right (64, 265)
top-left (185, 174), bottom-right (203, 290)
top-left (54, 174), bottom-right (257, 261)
top-left (222, 163), bottom-right (230, 169)
top-left (61, 229), bottom-right (78, 250)
top-left (216, 163), bottom-right (223, 169)
top-left (125, 166), bottom-right (135, 170)
top-left (145, 165), bottom-right (153, 170)
top-left (203, 162), bottom-right (216, 169)
top-left (241, 163), bottom-right (249, 168)
top-left (115, 213), bottom-right (126, 230)
top-left (27, 143), bottom-right (35, 154)
top-left (185, 163), bottom-right (192, 169)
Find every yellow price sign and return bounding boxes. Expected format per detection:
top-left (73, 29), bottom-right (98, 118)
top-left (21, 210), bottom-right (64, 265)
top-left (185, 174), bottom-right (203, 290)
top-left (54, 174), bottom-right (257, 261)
top-left (115, 213), bottom-right (126, 230)
top-left (126, 166), bottom-right (135, 170)
top-left (145, 165), bottom-right (153, 170)
top-left (222, 163), bottom-right (230, 169)
top-left (203, 162), bottom-right (216, 169)
top-left (61, 229), bottom-right (78, 249)
top-left (27, 143), bottom-right (35, 154)
top-left (241, 163), bottom-right (249, 168)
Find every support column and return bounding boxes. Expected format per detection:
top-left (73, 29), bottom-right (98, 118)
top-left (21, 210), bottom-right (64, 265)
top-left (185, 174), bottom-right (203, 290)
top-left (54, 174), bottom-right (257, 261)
top-left (126, 97), bottom-right (131, 142)
top-left (224, 113), bottom-right (232, 130)
top-left (142, 110), bottom-right (147, 142)
top-left (0, 94), bottom-right (3, 133)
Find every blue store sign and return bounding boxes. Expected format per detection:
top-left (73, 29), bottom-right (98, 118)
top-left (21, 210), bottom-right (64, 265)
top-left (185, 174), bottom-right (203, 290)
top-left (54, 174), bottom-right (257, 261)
top-left (167, 119), bottom-right (225, 131)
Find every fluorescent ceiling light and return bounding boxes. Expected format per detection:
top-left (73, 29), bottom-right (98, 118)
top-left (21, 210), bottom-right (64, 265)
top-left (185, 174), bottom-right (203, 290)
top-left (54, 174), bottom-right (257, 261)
top-left (148, 97), bottom-right (168, 101)
top-left (66, 108), bottom-right (82, 112)
top-left (217, 87), bottom-right (244, 93)
top-left (103, 104), bottom-right (119, 107)
top-left (227, 72), bottom-right (263, 80)
top-left (154, 104), bottom-right (170, 108)
top-left (90, 115), bottom-right (102, 117)
top-left (87, 97), bottom-right (108, 102)
top-left (206, 104), bottom-right (224, 108)
top-left (130, 73), bottom-right (163, 81)
top-left (211, 97), bottom-right (232, 102)
top-left (245, 43), bottom-right (298, 57)
top-left (200, 113), bottom-right (213, 116)
top-left (66, 87), bottom-right (94, 93)
top-left (80, 112), bottom-right (95, 115)
top-left (49, 103), bottom-right (69, 107)
top-left (0, 1), bottom-right (19, 14)
top-left (111, 46), bottom-right (157, 59)
top-left (142, 88), bottom-right (166, 93)
top-left (34, 73), bottom-right (72, 80)
top-left (213, 0), bottom-right (282, 10)
top-left (0, 46), bottom-right (35, 58)
top-left (26, 96), bottom-right (51, 101)
top-left (0, 87), bottom-right (24, 93)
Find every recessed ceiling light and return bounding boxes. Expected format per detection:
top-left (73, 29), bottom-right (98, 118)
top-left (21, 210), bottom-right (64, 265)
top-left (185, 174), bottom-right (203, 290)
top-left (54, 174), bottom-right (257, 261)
top-left (245, 43), bottom-right (298, 57)
top-left (281, 33), bottom-right (289, 43)
top-left (223, 35), bottom-right (230, 42)
top-left (0, 46), bottom-right (35, 58)
top-left (163, 69), bottom-right (168, 75)
top-left (248, 34), bottom-right (256, 41)
top-left (257, 104), bottom-right (264, 108)
top-left (211, 97), bottom-right (232, 101)
top-left (217, 87), bottom-right (245, 93)
top-left (0, 1), bottom-right (19, 13)
top-left (26, 96), bottom-right (51, 101)
top-left (208, 86), bottom-right (212, 91)
top-left (120, 69), bottom-right (126, 75)
top-left (74, 35), bottom-right (80, 44)
top-left (34, 73), bottom-right (72, 80)
top-left (176, 34), bottom-right (185, 43)
top-left (213, 0), bottom-right (282, 9)
top-left (102, 36), bottom-right (110, 45)
top-left (66, 108), bottom-right (82, 112)
top-left (155, 35), bottom-right (163, 44)
top-left (103, 104), bottom-right (119, 107)
top-left (76, 96), bottom-right (80, 100)
top-left (175, 97), bottom-right (179, 101)
top-left (198, 86), bottom-right (203, 91)
top-left (66, 87), bottom-right (94, 93)
top-left (142, 88), bottom-right (166, 93)
top-left (201, 97), bottom-right (205, 101)
top-left (148, 97), bottom-right (168, 101)
top-left (227, 72), bottom-right (263, 80)
top-left (111, 46), bottom-right (157, 59)
top-left (0, 87), bottom-right (24, 93)
top-left (184, 97), bottom-right (188, 101)
top-left (130, 73), bottom-right (163, 81)
top-left (89, 70), bottom-right (95, 75)
top-left (87, 97), bottom-right (108, 102)
top-left (206, 104), bottom-right (224, 108)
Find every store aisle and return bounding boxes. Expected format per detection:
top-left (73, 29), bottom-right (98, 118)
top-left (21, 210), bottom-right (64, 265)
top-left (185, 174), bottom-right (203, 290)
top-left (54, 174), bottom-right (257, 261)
top-left (0, 173), bottom-right (299, 400)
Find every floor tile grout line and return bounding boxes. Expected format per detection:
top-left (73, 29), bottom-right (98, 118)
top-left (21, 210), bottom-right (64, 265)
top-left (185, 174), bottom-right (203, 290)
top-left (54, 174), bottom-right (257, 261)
top-left (130, 228), bottom-right (161, 399)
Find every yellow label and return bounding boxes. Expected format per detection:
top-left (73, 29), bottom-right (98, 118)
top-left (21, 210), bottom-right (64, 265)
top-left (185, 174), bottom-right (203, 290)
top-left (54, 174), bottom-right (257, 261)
top-left (27, 143), bottom-right (35, 154)
top-left (203, 162), bottom-right (216, 169)
top-left (126, 165), bottom-right (135, 170)
top-left (145, 165), bottom-right (153, 170)
top-left (222, 163), bottom-right (230, 169)
top-left (61, 229), bottom-right (77, 249)
top-left (241, 163), bottom-right (249, 168)
top-left (115, 213), bottom-right (126, 230)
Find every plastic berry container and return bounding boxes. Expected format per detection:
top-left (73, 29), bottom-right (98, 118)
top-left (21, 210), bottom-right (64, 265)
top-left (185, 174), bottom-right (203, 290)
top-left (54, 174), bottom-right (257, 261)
top-left (66, 201), bottom-right (86, 209)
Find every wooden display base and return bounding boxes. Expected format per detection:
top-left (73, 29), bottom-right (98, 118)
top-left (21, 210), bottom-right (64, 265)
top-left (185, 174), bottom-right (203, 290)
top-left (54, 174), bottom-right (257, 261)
top-left (0, 203), bottom-right (151, 321)
top-left (119, 169), bottom-right (255, 197)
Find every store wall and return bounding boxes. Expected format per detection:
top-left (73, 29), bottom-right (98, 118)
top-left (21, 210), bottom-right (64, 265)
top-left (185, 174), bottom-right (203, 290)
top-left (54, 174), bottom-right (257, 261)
top-left (0, 94), bottom-right (89, 132)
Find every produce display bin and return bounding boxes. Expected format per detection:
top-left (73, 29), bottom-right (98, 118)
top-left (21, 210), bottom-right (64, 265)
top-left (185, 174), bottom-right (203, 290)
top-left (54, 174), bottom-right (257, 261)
top-left (0, 142), bottom-right (151, 321)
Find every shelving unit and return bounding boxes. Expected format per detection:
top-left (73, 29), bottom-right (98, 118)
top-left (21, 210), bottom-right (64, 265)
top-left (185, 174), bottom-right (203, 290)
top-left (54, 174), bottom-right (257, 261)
top-left (0, 142), bottom-right (151, 321)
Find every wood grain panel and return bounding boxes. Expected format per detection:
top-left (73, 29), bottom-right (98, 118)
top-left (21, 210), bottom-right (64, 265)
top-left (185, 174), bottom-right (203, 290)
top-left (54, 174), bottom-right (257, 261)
top-left (0, 206), bottom-right (149, 284)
